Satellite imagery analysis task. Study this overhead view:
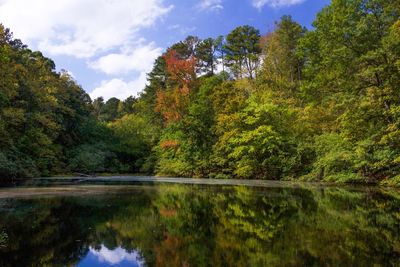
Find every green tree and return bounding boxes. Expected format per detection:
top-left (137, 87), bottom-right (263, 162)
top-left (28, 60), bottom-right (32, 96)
top-left (259, 15), bottom-right (306, 100)
top-left (224, 25), bottom-right (261, 79)
top-left (196, 37), bottom-right (224, 75)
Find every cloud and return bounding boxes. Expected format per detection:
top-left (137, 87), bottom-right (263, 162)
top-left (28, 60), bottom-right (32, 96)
top-left (0, 0), bottom-right (172, 58)
top-left (90, 245), bottom-right (143, 266)
top-left (89, 42), bottom-right (162, 76)
top-left (0, 0), bottom-right (172, 99)
top-left (90, 73), bottom-right (148, 100)
top-left (198, 0), bottom-right (223, 11)
top-left (88, 41), bottom-right (162, 100)
top-left (252, 0), bottom-right (305, 9)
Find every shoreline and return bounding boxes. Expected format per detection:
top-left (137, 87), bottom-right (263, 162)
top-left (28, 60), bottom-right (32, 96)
top-left (5, 175), bottom-right (399, 188)
top-left (0, 176), bottom-right (398, 199)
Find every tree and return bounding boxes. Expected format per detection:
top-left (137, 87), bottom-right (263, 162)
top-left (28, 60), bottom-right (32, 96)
top-left (224, 25), bottom-right (261, 79)
top-left (155, 49), bottom-right (197, 125)
top-left (92, 97), bottom-right (105, 119)
top-left (171, 35), bottom-right (200, 59)
top-left (99, 97), bottom-right (120, 122)
top-left (299, 0), bottom-right (400, 181)
top-left (117, 96), bottom-right (137, 116)
top-left (196, 37), bottom-right (223, 75)
top-left (259, 16), bottom-right (306, 99)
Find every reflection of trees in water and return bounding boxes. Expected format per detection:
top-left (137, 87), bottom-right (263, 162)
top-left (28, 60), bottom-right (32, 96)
top-left (0, 192), bottom-right (154, 267)
top-left (0, 230), bottom-right (7, 248)
top-left (0, 186), bottom-right (399, 266)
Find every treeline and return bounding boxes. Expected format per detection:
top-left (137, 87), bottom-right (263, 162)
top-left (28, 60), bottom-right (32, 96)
top-left (0, 25), bottom-right (148, 177)
top-left (1, 0), bottom-right (399, 185)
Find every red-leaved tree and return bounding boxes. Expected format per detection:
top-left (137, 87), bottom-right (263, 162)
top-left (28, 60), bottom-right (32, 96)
top-left (155, 49), bottom-right (197, 125)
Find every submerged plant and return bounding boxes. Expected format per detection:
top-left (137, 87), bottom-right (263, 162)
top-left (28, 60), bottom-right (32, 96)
top-left (0, 231), bottom-right (7, 248)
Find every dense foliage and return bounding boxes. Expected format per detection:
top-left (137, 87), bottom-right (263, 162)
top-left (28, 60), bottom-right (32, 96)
top-left (0, 25), bottom-right (150, 177)
top-left (0, 0), bottom-right (399, 184)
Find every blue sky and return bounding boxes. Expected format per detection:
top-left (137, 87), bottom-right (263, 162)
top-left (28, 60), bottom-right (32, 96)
top-left (0, 0), bottom-right (330, 100)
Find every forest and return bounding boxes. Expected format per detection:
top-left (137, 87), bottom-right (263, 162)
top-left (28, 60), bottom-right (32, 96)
top-left (0, 0), bottom-right (399, 185)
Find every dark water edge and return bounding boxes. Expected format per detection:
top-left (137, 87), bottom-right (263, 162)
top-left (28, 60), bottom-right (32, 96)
top-left (0, 180), bottom-right (399, 266)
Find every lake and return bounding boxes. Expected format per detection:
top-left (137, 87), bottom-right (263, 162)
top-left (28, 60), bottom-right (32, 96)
top-left (0, 180), bottom-right (399, 266)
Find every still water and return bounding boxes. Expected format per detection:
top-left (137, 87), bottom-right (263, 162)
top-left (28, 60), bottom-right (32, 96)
top-left (0, 183), bottom-right (399, 266)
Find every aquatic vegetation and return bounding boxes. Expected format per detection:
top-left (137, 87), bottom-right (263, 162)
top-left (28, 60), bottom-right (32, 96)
top-left (0, 231), bottom-right (7, 248)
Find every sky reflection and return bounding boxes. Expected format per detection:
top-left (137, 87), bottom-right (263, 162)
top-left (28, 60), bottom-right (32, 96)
top-left (78, 245), bottom-right (144, 267)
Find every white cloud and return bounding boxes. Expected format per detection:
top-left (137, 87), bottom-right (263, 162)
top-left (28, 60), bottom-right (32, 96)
top-left (198, 0), bottom-right (223, 11)
top-left (89, 42), bottom-right (162, 76)
top-left (0, 0), bottom-right (172, 99)
top-left (0, 0), bottom-right (172, 58)
top-left (252, 0), bottom-right (305, 9)
top-left (90, 73), bottom-right (148, 100)
top-left (90, 245), bottom-right (144, 266)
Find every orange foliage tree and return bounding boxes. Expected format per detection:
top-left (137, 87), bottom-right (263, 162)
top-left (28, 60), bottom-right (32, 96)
top-left (155, 49), bottom-right (197, 125)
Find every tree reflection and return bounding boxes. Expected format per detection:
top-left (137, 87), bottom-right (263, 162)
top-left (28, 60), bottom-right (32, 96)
top-left (0, 185), bottom-right (399, 266)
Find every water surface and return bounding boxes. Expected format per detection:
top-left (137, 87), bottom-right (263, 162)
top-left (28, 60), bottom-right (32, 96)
top-left (0, 183), bottom-right (399, 266)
